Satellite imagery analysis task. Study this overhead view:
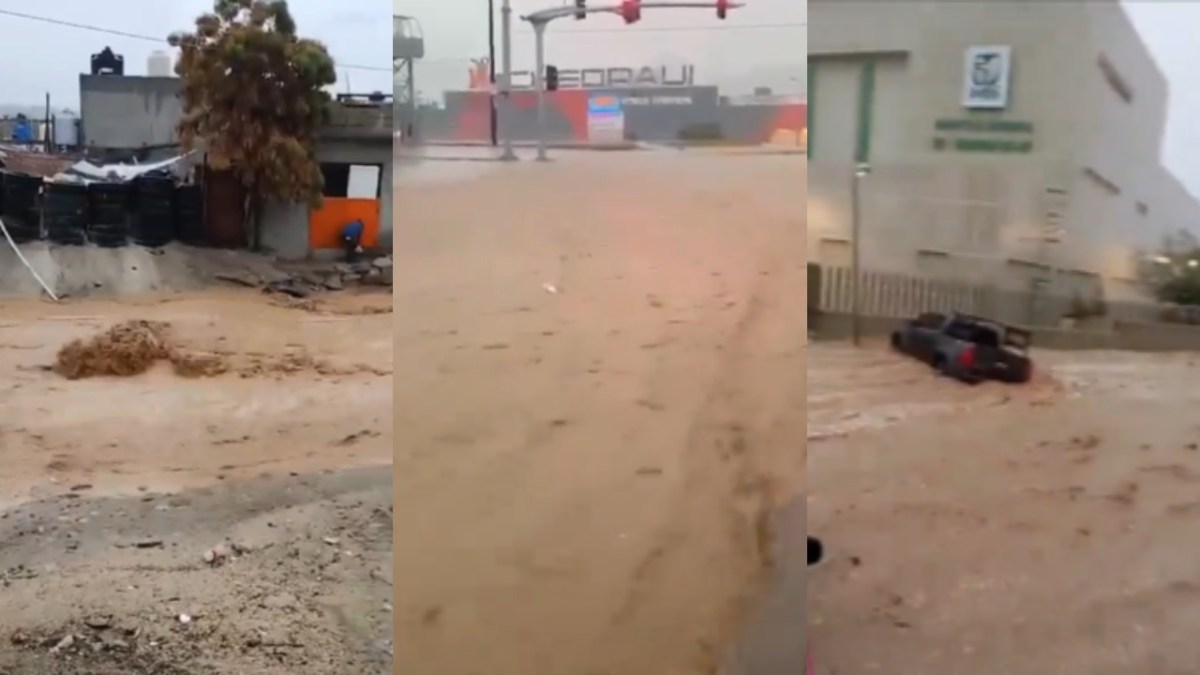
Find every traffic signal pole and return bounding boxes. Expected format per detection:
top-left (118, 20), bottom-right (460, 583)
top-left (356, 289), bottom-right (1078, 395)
top-left (520, 1), bottom-right (742, 161)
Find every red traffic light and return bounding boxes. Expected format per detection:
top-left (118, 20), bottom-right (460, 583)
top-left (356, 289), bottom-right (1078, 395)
top-left (620, 0), bottom-right (641, 24)
top-left (716, 0), bottom-right (729, 19)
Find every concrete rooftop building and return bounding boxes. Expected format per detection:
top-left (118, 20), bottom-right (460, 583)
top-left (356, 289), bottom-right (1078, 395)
top-left (807, 0), bottom-right (1199, 300)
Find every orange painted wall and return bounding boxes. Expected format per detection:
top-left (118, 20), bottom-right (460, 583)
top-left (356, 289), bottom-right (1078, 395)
top-left (308, 198), bottom-right (380, 250)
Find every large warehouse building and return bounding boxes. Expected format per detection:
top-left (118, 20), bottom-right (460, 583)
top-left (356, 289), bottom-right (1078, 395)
top-left (807, 0), bottom-right (1198, 300)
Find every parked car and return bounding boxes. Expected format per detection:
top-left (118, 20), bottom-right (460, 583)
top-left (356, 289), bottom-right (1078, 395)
top-left (890, 311), bottom-right (1034, 384)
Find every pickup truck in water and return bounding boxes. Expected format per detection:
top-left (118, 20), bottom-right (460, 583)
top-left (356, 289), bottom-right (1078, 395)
top-left (890, 311), bottom-right (1034, 384)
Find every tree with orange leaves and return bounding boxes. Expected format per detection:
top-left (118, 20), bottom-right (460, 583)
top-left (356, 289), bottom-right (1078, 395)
top-left (169, 0), bottom-right (336, 248)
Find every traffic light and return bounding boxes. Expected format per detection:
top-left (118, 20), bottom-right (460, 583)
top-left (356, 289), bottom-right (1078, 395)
top-left (574, 0), bottom-right (586, 20)
top-left (545, 65), bottom-right (559, 91)
top-left (620, 0), bottom-right (641, 24)
top-left (716, 0), bottom-right (729, 19)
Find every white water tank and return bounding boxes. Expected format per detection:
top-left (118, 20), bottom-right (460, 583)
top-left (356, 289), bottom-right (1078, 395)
top-left (53, 110), bottom-right (79, 147)
top-left (148, 50), bottom-right (173, 77)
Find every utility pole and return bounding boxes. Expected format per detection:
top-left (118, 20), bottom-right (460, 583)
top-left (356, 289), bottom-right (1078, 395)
top-left (488, 0), bottom-right (498, 146)
top-left (499, 0), bottom-right (517, 161)
top-left (850, 163), bottom-right (870, 346)
top-left (532, 20), bottom-right (549, 161)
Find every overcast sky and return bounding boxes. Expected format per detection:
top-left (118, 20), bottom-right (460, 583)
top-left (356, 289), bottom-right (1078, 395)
top-left (1123, 1), bottom-right (1200, 200)
top-left (0, 1), bottom-right (391, 111)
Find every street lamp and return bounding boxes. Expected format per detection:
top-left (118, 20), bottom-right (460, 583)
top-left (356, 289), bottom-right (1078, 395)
top-left (850, 162), bottom-right (870, 346)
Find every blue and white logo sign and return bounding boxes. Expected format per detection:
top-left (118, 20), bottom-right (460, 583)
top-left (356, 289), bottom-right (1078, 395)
top-left (962, 46), bottom-right (1012, 110)
top-left (587, 95), bottom-right (625, 144)
top-left (587, 95), bottom-right (623, 115)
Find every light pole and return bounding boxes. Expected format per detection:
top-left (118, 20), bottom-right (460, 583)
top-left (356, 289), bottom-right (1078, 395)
top-left (531, 20), bottom-right (550, 161)
top-left (850, 162), bottom-right (870, 346)
top-left (499, 0), bottom-right (517, 161)
top-left (488, 0), bottom-right (498, 146)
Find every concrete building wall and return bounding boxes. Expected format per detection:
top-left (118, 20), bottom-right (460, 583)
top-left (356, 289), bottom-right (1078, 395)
top-left (808, 58), bottom-right (861, 162)
top-left (809, 1), bottom-right (1092, 164)
top-left (807, 0), bottom-right (1197, 297)
top-left (79, 75), bottom-right (183, 150)
top-left (808, 160), bottom-right (1051, 289)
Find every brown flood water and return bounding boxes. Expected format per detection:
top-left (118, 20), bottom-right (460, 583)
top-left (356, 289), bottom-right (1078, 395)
top-left (810, 342), bottom-right (1200, 673)
top-left (0, 289), bottom-right (393, 508)
top-left (395, 150), bottom-right (806, 675)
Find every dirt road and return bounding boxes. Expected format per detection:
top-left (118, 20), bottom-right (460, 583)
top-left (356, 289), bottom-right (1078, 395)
top-left (0, 289), bottom-right (393, 674)
top-left (395, 150), bottom-right (806, 675)
top-left (809, 342), bottom-right (1200, 674)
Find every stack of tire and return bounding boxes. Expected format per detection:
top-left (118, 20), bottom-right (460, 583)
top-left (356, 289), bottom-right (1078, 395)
top-left (43, 182), bottom-right (88, 246)
top-left (2, 172), bottom-right (44, 243)
top-left (87, 182), bottom-right (131, 248)
top-left (130, 176), bottom-right (175, 248)
top-left (174, 184), bottom-right (204, 246)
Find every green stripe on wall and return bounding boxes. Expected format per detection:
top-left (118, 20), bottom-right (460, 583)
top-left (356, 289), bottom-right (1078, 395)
top-left (807, 60), bottom-right (815, 159)
top-left (854, 60), bottom-right (875, 164)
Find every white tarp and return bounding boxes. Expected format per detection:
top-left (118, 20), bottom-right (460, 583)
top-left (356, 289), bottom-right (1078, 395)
top-left (53, 151), bottom-right (198, 184)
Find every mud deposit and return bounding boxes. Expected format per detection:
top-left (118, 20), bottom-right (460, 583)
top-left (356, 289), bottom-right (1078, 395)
top-left (0, 289), bottom-right (392, 674)
top-left (0, 469), bottom-right (393, 675)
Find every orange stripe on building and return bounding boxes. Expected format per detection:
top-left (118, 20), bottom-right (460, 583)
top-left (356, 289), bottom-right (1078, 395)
top-left (309, 198), bottom-right (380, 250)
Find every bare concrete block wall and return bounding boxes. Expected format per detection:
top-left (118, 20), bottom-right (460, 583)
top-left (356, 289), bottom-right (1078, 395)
top-left (80, 75), bottom-right (183, 150)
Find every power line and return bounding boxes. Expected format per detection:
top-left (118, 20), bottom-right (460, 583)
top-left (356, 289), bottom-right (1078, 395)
top-left (0, 8), bottom-right (390, 73)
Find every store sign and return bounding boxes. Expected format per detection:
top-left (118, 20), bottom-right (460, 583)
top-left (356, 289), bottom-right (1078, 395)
top-left (934, 119), bottom-right (1031, 134)
top-left (962, 46), bottom-right (1012, 109)
top-left (931, 116), bottom-right (1033, 153)
top-left (587, 95), bottom-right (625, 144)
top-left (508, 64), bottom-right (695, 90)
top-left (621, 95), bottom-right (693, 106)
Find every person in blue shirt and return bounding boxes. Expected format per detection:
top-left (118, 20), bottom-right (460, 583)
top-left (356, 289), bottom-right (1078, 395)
top-left (340, 219), bottom-right (365, 262)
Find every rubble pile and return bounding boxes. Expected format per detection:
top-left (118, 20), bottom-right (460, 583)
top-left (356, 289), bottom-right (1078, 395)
top-left (217, 255), bottom-right (393, 299)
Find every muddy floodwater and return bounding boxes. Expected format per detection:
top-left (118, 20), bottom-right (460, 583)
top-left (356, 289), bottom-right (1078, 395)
top-left (0, 289), bottom-right (392, 674)
top-left (809, 341), bottom-right (1200, 673)
top-left (395, 149), bottom-right (806, 675)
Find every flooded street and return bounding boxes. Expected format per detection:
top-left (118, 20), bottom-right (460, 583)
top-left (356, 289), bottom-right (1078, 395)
top-left (395, 149), bottom-right (805, 675)
top-left (0, 289), bottom-right (393, 673)
top-left (809, 342), bottom-right (1200, 673)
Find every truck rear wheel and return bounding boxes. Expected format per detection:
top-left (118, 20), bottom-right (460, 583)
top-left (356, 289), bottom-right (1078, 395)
top-left (1008, 358), bottom-right (1033, 384)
